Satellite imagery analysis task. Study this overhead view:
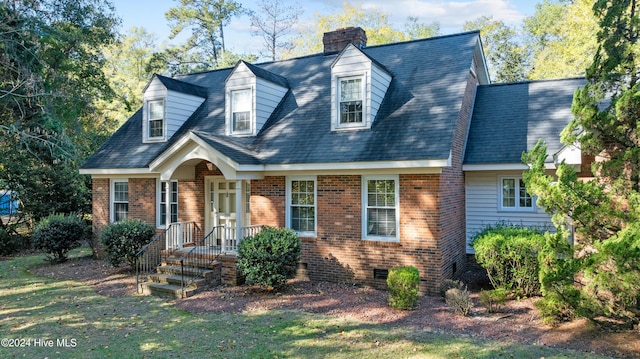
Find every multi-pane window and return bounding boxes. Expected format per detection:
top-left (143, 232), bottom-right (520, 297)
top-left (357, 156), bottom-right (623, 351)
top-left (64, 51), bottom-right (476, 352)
top-left (364, 177), bottom-right (398, 240)
top-left (501, 177), bottom-right (533, 210)
top-left (231, 89), bottom-right (252, 133)
top-left (339, 77), bottom-right (363, 124)
top-left (112, 179), bottom-right (128, 222)
top-left (160, 181), bottom-right (178, 226)
top-left (288, 178), bottom-right (315, 235)
top-left (147, 99), bottom-right (164, 139)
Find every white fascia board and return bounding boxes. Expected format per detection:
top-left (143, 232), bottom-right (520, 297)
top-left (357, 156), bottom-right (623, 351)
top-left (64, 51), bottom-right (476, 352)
top-left (148, 134), bottom-right (193, 170)
top-left (264, 159), bottom-right (449, 172)
top-left (463, 162), bottom-right (556, 171)
top-left (80, 168), bottom-right (157, 177)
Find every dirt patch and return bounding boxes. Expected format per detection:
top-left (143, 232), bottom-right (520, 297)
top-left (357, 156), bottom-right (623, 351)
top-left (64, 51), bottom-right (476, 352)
top-left (29, 256), bottom-right (640, 358)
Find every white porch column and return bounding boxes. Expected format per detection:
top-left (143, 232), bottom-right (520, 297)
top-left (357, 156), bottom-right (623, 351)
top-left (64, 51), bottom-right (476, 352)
top-left (235, 180), bottom-right (243, 246)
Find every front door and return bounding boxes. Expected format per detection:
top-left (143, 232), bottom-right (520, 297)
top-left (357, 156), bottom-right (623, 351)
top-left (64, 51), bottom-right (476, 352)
top-left (206, 178), bottom-right (237, 231)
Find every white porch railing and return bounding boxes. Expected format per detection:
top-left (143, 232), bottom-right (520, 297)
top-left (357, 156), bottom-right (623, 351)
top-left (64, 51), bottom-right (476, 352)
top-left (204, 224), bottom-right (265, 253)
top-left (166, 221), bottom-right (201, 249)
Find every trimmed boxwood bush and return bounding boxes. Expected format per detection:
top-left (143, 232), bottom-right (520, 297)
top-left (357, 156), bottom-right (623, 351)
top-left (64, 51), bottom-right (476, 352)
top-left (472, 223), bottom-right (545, 297)
top-left (237, 227), bottom-right (301, 290)
top-left (100, 219), bottom-right (155, 267)
top-left (32, 214), bottom-right (87, 263)
top-left (387, 265), bottom-right (420, 310)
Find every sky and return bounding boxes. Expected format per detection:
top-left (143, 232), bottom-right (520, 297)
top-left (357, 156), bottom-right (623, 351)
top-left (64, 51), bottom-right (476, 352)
top-left (110, 0), bottom-right (539, 57)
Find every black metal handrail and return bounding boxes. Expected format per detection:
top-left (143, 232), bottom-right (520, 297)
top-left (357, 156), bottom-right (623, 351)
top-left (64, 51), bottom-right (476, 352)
top-left (135, 228), bottom-right (168, 294)
top-left (179, 226), bottom-right (224, 297)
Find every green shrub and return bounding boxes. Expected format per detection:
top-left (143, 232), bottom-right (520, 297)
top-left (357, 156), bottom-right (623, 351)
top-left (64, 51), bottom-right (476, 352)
top-left (387, 266), bottom-right (420, 310)
top-left (582, 222), bottom-right (640, 323)
top-left (100, 219), bottom-right (155, 267)
top-left (472, 223), bottom-right (546, 297)
top-left (0, 228), bottom-right (24, 256)
top-left (479, 288), bottom-right (509, 313)
top-left (536, 231), bottom-right (583, 324)
top-left (439, 279), bottom-right (464, 298)
top-left (237, 227), bottom-right (301, 290)
top-left (445, 286), bottom-right (473, 316)
top-left (32, 214), bottom-right (87, 263)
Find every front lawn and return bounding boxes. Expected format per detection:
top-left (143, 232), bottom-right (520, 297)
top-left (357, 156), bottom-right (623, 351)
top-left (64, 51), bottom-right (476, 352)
top-left (0, 250), bottom-right (607, 358)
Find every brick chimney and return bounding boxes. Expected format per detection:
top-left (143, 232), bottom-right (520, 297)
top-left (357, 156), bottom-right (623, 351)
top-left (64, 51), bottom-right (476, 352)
top-left (322, 27), bottom-right (367, 55)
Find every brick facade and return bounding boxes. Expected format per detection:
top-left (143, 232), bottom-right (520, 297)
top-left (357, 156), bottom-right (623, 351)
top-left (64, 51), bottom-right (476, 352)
top-left (92, 68), bottom-right (476, 296)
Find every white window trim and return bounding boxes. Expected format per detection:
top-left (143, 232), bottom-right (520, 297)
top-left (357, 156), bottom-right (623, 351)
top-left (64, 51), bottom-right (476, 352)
top-left (362, 175), bottom-right (399, 242)
top-left (286, 176), bottom-right (317, 237)
top-left (157, 180), bottom-right (178, 228)
top-left (110, 178), bottom-right (129, 223)
top-left (227, 87), bottom-right (254, 136)
top-left (144, 98), bottom-right (166, 142)
top-left (334, 74), bottom-right (367, 130)
top-left (498, 176), bottom-right (536, 212)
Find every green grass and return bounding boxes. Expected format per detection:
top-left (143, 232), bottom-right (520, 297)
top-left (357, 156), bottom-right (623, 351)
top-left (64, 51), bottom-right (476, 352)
top-left (0, 250), bottom-right (608, 359)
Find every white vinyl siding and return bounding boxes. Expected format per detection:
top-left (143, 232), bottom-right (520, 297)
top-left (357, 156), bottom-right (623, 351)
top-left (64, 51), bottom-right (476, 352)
top-left (255, 77), bottom-right (288, 132)
top-left (465, 171), bottom-right (554, 253)
top-left (331, 44), bottom-right (392, 131)
top-left (226, 62), bottom-right (288, 136)
top-left (142, 77), bottom-right (205, 143)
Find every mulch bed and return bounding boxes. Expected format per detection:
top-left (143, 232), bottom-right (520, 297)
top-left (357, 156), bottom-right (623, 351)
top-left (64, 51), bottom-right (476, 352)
top-left (27, 255), bottom-right (640, 358)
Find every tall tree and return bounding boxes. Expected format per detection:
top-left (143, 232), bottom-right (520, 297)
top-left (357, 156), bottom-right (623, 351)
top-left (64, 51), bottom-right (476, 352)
top-left (0, 0), bottom-right (119, 227)
top-left (250, 0), bottom-right (303, 61)
top-left (463, 16), bottom-right (529, 83)
top-left (523, 0), bottom-right (640, 323)
top-left (524, 0), bottom-right (599, 80)
top-left (98, 27), bottom-right (164, 128)
top-left (165, 0), bottom-right (246, 70)
top-left (291, 3), bottom-right (439, 56)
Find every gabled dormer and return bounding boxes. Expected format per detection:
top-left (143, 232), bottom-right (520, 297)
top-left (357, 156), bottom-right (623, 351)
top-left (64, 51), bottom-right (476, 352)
top-left (330, 42), bottom-right (392, 131)
top-left (225, 61), bottom-right (289, 137)
top-left (142, 74), bottom-right (207, 143)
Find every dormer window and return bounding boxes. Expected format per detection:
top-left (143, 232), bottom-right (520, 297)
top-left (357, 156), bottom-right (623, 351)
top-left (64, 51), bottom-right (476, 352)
top-left (330, 44), bottom-right (392, 132)
top-left (339, 76), bottom-right (363, 124)
top-left (231, 89), bottom-right (252, 134)
top-left (147, 99), bottom-right (165, 140)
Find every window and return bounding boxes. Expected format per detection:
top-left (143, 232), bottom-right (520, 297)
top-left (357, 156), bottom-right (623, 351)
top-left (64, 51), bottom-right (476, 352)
top-left (363, 176), bottom-right (398, 241)
top-left (111, 179), bottom-right (128, 222)
top-left (159, 181), bottom-right (178, 226)
top-left (500, 177), bottom-right (533, 211)
top-left (339, 77), bottom-right (363, 125)
top-left (231, 89), bottom-right (252, 134)
top-left (147, 99), bottom-right (164, 139)
top-left (287, 177), bottom-right (316, 236)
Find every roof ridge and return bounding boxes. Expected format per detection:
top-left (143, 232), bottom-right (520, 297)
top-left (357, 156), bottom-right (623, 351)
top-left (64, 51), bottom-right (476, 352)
top-left (479, 77), bottom-right (586, 88)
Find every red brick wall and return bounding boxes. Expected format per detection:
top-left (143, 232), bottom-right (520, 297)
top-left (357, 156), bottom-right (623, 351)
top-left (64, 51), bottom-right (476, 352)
top-left (439, 71), bottom-right (478, 284)
top-left (92, 178), bottom-right (110, 242)
top-left (250, 173), bottom-right (451, 294)
top-left (129, 178), bottom-right (156, 225)
top-left (250, 176), bottom-right (285, 228)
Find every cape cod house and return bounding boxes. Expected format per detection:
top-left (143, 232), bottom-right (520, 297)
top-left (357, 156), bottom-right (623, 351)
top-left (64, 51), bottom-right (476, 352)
top-left (80, 28), bottom-right (586, 295)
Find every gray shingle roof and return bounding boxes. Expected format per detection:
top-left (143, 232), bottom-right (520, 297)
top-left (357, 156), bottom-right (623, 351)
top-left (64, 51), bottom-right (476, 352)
top-left (152, 74), bottom-right (208, 98)
top-left (82, 31), bottom-right (481, 170)
top-left (464, 78), bottom-right (586, 165)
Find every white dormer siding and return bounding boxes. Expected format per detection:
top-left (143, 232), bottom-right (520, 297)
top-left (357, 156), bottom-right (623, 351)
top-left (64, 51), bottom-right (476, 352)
top-left (331, 44), bottom-right (392, 131)
top-left (225, 61), bottom-right (288, 136)
top-left (142, 76), bottom-right (206, 143)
